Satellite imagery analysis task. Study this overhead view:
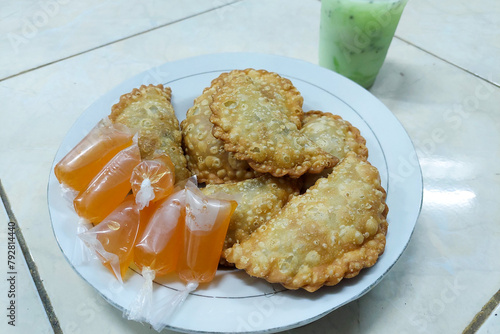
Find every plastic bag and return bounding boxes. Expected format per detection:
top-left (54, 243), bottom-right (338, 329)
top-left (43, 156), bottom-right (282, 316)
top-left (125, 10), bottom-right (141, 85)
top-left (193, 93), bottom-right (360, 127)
top-left (78, 195), bottom-right (141, 282)
top-left (124, 186), bottom-right (186, 323)
top-left (130, 153), bottom-right (176, 210)
top-left (70, 218), bottom-right (95, 265)
top-left (73, 140), bottom-right (141, 224)
top-left (177, 182), bottom-right (238, 284)
top-left (128, 179), bottom-right (237, 331)
top-left (54, 117), bottom-right (133, 192)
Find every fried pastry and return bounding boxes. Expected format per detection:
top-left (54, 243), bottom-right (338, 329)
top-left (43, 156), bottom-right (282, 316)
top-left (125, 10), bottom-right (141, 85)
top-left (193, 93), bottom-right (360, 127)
top-left (201, 175), bottom-right (300, 265)
top-left (109, 84), bottom-right (190, 182)
top-left (301, 110), bottom-right (368, 189)
top-left (181, 72), bottom-right (260, 184)
top-left (210, 69), bottom-right (338, 178)
top-left (225, 152), bottom-right (388, 292)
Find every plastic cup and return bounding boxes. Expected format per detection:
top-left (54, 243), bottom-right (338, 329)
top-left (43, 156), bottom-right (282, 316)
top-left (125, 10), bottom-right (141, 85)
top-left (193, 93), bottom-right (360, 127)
top-left (319, 0), bottom-right (408, 89)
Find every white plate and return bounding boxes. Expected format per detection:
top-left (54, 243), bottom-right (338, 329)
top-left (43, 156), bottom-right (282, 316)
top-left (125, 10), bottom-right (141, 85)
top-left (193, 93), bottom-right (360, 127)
top-left (48, 53), bottom-right (423, 333)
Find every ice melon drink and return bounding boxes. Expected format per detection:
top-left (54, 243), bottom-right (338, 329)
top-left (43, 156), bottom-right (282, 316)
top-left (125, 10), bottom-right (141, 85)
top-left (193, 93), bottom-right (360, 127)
top-left (319, 0), bottom-right (408, 88)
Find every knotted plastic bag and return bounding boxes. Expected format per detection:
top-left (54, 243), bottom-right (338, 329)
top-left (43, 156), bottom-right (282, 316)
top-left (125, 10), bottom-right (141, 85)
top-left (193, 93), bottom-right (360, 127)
top-left (124, 183), bottom-right (188, 323)
top-left (130, 153), bottom-right (175, 210)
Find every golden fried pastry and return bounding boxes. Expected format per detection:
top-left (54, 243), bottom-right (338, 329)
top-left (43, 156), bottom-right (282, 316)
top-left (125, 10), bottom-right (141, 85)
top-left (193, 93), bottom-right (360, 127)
top-left (110, 84), bottom-right (190, 182)
top-left (210, 69), bottom-right (338, 178)
top-left (225, 152), bottom-right (388, 292)
top-left (201, 175), bottom-right (300, 265)
top-left (301, 110), bottom-right (368, 189)
top-left (181, 72), bottom-right (260, 184)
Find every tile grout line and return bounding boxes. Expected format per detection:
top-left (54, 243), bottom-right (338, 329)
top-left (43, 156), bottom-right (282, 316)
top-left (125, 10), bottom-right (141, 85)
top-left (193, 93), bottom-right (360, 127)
top-left (463, 288), bottom-right (500, 334)
top-left (394, 35), bottom-right (500, 89)
top-left (0, 0), bottom-right (243, 84)
top-left (0, 180), bottom-right (63, 334)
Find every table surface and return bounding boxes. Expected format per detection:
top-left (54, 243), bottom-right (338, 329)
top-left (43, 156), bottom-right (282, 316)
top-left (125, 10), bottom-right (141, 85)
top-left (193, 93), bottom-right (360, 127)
top-left (1, 0), bottom-right (499, 333)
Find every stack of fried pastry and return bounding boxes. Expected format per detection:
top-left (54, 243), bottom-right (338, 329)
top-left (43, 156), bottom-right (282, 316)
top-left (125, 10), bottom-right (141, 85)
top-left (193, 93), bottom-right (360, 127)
top-left (110, 69), bottom-right (388, 292)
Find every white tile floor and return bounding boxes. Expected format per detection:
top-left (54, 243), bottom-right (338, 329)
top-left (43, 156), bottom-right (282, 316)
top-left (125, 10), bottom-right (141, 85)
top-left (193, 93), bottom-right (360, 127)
top-left (478, 303), bottom-right (500, 334)
top-left (1, 0), bottom-right (499, 333)
top-left (0, 191), bottom-right (52, 333)
top-left (396, 0), bottom-right (500, 85)
top-left (0, 0), bottom-right (240, 79)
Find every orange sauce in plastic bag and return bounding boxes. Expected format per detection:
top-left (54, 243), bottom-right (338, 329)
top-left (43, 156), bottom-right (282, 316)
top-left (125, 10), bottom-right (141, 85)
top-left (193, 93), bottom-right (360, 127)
top-left (74, 143), bottom-right (141, 224)
top-left (177, 188), bottom-right (237, 283)
top-left (79, 195), bottom-right (141, 281)
top-left (124, 181), bottom-right (238, 328)
top-left (134, 191), bottom-right (185, 276)
top-left (54, 119), bottom-right (133, 192)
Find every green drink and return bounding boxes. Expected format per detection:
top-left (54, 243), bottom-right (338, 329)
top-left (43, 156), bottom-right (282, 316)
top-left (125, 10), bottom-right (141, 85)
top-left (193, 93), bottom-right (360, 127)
top-left (319, 0), bottom-right (408, 88)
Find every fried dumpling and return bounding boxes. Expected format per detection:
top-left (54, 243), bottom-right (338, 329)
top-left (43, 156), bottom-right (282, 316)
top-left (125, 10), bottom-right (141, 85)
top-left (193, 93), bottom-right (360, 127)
top-left (200, 175), bottom-right (300, 265)
top-left (301, 111), bottom-right (368, 161)
top-left (210, 69), bottom-right (338, 178)
top-left (301, 110), bottom-right (368, 189)
top-left (181, 73), bottom-right (260, 184)
top-left (109, 84), bottom-right (190, 182)
top-left (225, 152), bottom-right (388, 292)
